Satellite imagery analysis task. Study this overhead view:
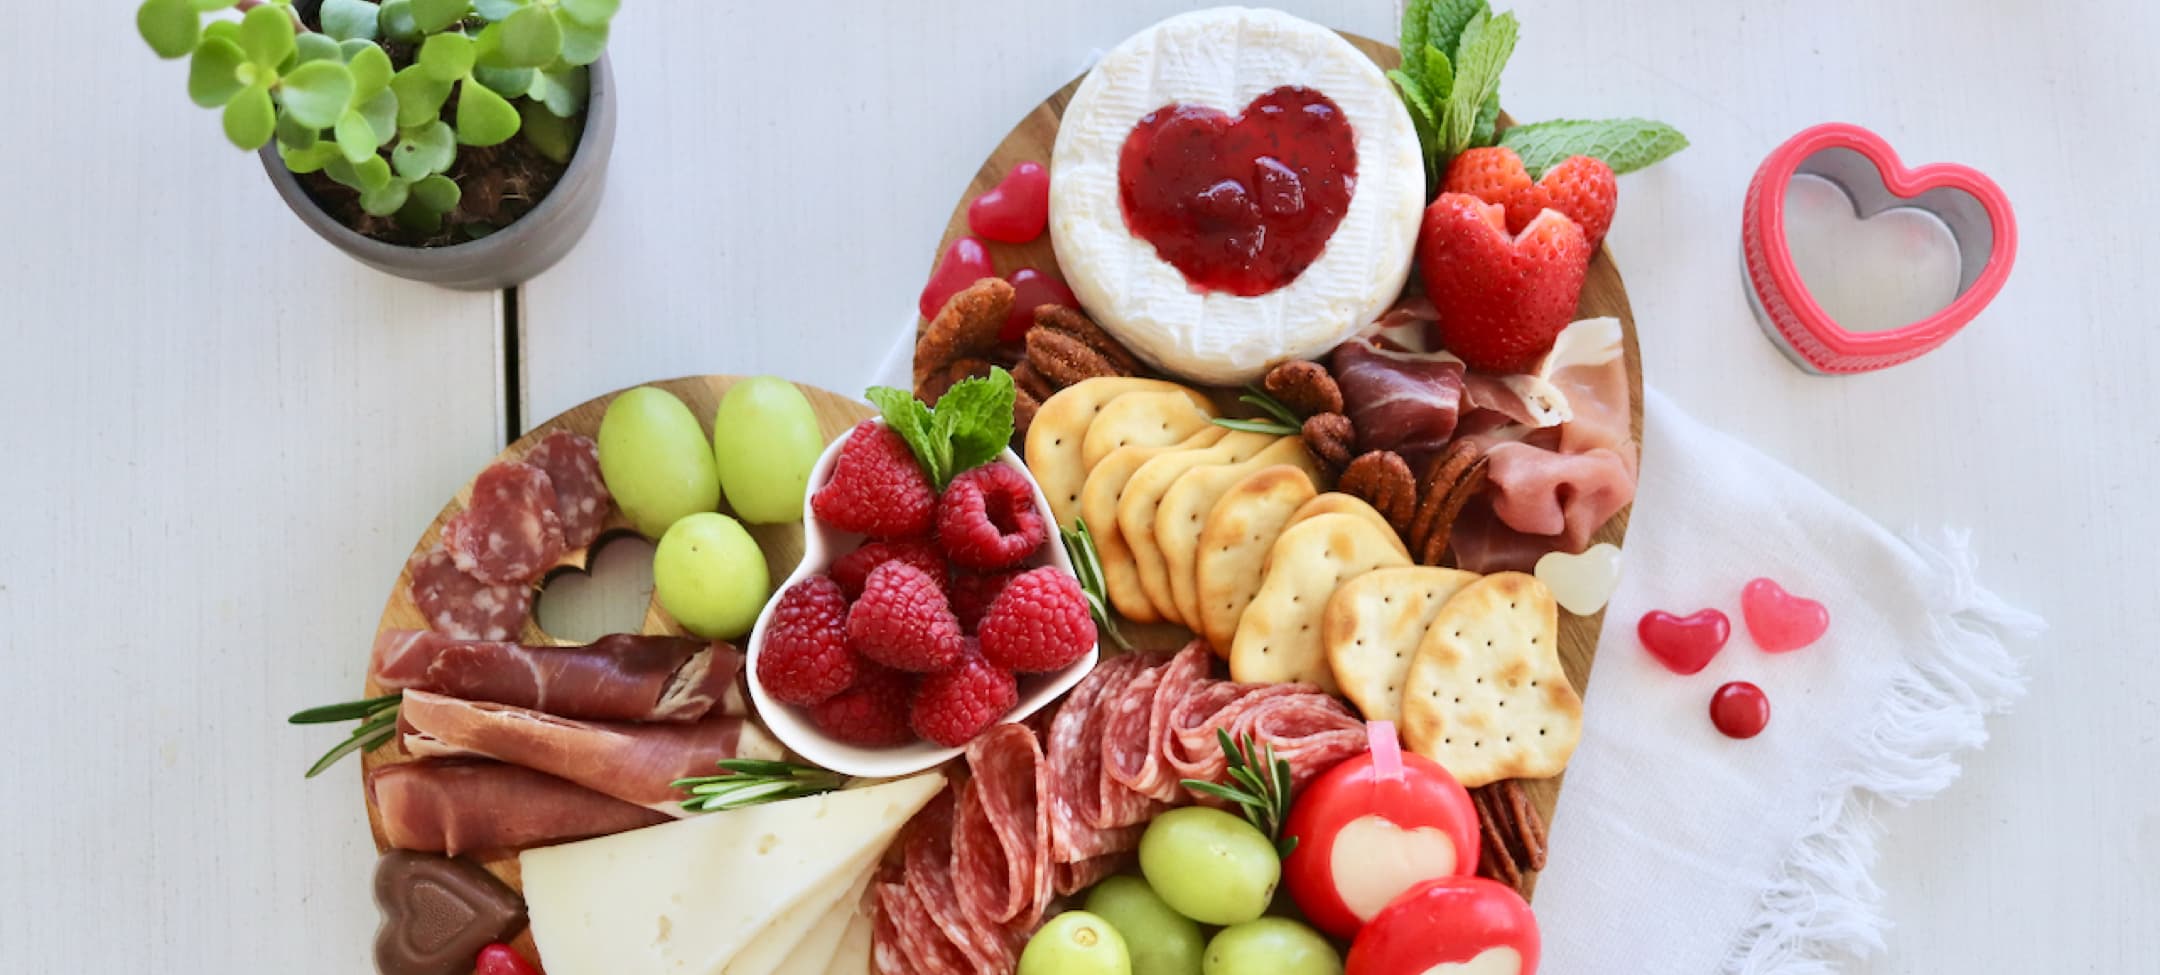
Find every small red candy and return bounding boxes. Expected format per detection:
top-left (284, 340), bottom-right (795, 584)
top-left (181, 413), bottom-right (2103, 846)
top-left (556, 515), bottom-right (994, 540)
top-left (1637, 608), bottom-right (1730, 675)
top-left (1001, 268), bottom-right (1081, 342)
top-left (968, 161), bottom-right (1051, 243)
top-left (919, 236), bottom-right (996, 321)
top-left (1741, 577), bottom-right (1829, 653)
top-left (476, 944), bottom-right (540, 975)
top-left (1710, 681), bottom-right (1771, 739)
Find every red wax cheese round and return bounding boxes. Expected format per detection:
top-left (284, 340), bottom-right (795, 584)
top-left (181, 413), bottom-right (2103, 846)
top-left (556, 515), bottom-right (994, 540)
top-left (1283, 722), bottom-right (1479, 939)
top-left (1346, 875), bottom-right (1541, 975)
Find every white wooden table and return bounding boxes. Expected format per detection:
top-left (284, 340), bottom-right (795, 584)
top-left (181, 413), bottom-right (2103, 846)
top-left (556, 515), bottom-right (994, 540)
top-left (2, 1), bottom-right (2150, 971)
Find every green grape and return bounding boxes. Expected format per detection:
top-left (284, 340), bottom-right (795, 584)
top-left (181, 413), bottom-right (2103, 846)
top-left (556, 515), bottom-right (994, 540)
top-left (653, 513), bottom-right (769, 640)
top-left (1138, 807), bottom-right (1281, 926)
top-left (1083, 876), bottom-right (1204, 975)
top-left (1202, 918), bottom-right (1341, 975)
top-left (711, 376), bottom-right (824, 524)
top-left (1018, 910), bottom-right (1132, 975)
top-left (597, 386), bottom-right (720, 538)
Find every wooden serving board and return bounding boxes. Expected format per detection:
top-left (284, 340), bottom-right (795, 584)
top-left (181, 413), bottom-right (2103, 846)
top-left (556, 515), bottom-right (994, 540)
top-left (363, 375), bottom-right (875, 969)
top-left (914, 33), bottom-right (1644, 897)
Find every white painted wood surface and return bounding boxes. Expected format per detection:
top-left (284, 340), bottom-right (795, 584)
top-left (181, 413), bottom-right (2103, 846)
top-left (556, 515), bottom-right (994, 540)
top-left (1, 0), bottom-right (2150, 972)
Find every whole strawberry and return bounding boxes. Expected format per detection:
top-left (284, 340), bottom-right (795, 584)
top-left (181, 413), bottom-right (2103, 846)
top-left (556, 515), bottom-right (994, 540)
top-left (978, 566), bottom-right (1096, 672)
top-left (847, 561), bottom-right (965, 672)
top-left (810, 662), bottom-right (917, 746)
top-left (811, 421), bottom-right (936, 539)
top-left (949, 569), bottom-right (1020, 632)
top-left (1444, 147), bottom-right (1618, 250)
top-left (756, 576), bottom-right (856, 706)
top-left (937, 463), bottom-right (1048, 570)
top-left (1418, 193), bottom-right (1590, 374)
top-left (910, 644), bottom-right (1018, 746)
top-left (831, 539), bottom-right (948, 602)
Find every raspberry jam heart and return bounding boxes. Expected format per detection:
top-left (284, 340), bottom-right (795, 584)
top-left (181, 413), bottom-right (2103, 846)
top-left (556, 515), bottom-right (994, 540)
top-left (1637, 608), bottom-right (1731, 675)
top-left (1741, 577), bottom-right (1829, 653)
top-left (1118, 86), bottom-right (1357, 296)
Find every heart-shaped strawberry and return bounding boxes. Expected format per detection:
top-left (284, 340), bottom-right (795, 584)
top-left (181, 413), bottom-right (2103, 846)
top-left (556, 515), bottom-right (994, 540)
top-left (1741, 577), bottom-right (1829, 652)
top-left (1118, 86), bottom-right (1357, 296)
top-left (1637, 608), bottom-right (1730, 675)
top-left (969, 161), bottom-right (1051, 243)
top-left (1420, 194), bottom-right (1590, 373)
top-left (1445, 147), bottom-right (1618, 250)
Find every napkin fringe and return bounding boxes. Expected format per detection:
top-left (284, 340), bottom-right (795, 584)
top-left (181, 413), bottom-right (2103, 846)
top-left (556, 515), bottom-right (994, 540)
top-left (1723, 528), bottom-right (2040, 975)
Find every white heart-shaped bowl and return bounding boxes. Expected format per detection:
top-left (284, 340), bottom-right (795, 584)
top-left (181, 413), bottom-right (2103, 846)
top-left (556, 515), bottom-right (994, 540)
top-left (747, 420), bottom-right (1099, 778)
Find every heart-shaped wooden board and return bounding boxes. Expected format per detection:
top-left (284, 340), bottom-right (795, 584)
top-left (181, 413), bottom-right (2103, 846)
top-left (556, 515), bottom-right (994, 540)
top-left (362, 375), bottom-right (875, 968)
top-left (915, 33), bottom-right (1644, 897)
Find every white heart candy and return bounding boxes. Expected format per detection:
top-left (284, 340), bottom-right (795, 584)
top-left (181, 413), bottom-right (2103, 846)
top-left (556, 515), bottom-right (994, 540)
top-left (1535, 543), bottom-right (1622, 616)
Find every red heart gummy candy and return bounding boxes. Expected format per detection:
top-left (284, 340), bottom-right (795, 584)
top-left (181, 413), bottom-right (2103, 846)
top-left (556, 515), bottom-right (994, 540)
top-left (1637, 609), bottom-right (1730, 675)
top-left (968, 161), bottom-right (1051, 243)
top-left (1741, 577), bottom-right (1829, 653)
top-left (1000, 268), bottom-right (1080, 342)
top-left (918, 236), bottom-right (996, 322)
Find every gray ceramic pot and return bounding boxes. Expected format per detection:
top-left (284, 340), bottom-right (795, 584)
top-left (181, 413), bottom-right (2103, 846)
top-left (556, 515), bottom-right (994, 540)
top-left (258, 55), bottom-right (616, 291)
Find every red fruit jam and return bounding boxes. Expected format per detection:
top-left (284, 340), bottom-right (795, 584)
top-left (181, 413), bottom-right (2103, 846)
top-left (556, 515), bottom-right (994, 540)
top-left (919, 236), bottom-right (996, 321)
top-left (1000, 268), bottom-right (1080, 342)
top-left (1117, 86), bottom-right (1357, 297)
top-left (969, 161), bottom-right (1052, 243)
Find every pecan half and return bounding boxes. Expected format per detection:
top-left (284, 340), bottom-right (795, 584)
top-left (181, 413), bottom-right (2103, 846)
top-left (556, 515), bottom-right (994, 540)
top-left (1408, 440), bottom-right (1488, 566)
top-left (1026, 327), bottom-right (1124, 389)
top-left (1013, 384), bottom-right (1042, 441)
top-left (1010, 360), bottom-right (1055, 403)
top-left (1472, 780), bottom-right (1548, 893)
top-left (1301, 413), bottom-right (1356, 471)
top-left (913, 277), bottom-right (1012, 394)
top-left (1035, 305), bottom-right (1145, 377)
top-left (1263, 360), bottom-right (1344, 417)
top-left (1338, 451), bottom-right (1418, 535)
top-left (918, 356), bottom-right (995, 405)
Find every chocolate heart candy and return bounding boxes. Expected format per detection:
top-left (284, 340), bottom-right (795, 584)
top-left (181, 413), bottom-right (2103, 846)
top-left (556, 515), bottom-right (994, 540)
top-left (374, 849), bottom-right (528, 975)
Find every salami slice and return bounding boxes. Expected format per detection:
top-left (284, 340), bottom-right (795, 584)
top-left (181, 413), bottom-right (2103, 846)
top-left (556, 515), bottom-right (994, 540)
top-left (1053, 850), bottom-right (1133, 897)
top-left (1095, 666), bottom-right (1169, 829)
top-left (1047, 654), bottom-right (1156, 863)
top-left (407, 544), bottom-right (532, 641)
top-left (1236, 690), bottom-right (1367, 790)
top-left (1107, 643), bottom-right (1214, 803)
top-left (444, 461), bottom-right (567, 586)
top-left (905, 792), bottom-right (1014, 975)
top-left (524, 431), bottom-right (612, 549)
top-left (874, 880), bottom-right (967, 975)
top-left (954, 724), bottom-right (1053, 926)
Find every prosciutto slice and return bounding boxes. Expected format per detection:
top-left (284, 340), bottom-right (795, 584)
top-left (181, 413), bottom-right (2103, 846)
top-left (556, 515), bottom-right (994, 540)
top-left (368, 759), bottom-right (668, 855)
top-left (371, 629), bottom-right (740, 723)
top-left (396, 690), bottom-right (780, 813)
top-left (1333, 336), bottom-right (1467, 456)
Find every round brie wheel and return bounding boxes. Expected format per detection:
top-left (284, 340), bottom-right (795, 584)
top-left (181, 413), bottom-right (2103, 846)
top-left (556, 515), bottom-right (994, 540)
top-left (1049, 6), bottom-right (1424, 387)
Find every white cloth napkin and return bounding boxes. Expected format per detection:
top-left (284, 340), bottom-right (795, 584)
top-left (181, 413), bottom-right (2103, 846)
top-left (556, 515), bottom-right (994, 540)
top-left (869, 337), bottom-right (2038, 973)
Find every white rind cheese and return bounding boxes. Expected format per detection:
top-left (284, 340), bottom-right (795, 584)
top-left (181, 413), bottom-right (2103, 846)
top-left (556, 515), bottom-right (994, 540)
top-left (1050, 6), bottom-right (1424, 386)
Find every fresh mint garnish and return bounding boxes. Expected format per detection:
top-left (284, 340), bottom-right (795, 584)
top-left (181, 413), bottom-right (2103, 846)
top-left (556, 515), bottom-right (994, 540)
top-left (865, 368), bottom-right (1016, 490)
top-left (1500, 118), bottom-right (1691, 177)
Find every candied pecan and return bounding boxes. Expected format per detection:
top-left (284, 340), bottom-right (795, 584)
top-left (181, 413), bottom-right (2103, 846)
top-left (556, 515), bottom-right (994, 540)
top-left (1473, 784), bottom-right (1525, 891)
top-left (1035, 304), bottom-right (1144, 377)
top-left (1301, 413), bottom-right (1355, 470)
top-left (1027, 327), bottom-right (1125, 389)
top-left (913, 277), bottom-right (1012, 393)
top-left (1010, 360), bottom-right (1055, 403)
top-left (1472, 780), bottom-right (1548, 891)
top-left (1417, 457), bottom-right (1489, 567)
top-left (1408, 440), bottom-right (1484, 565)
top-left (917, 356), bottom-right (994, 405)
top-left (1013, 385), bottom-right (1042, 442)
top-left (1338, 451), bottom-right (1417, 535)
top-left (1263, 360), bottom-right (1344, 417)
top-left (1497, 779), bottom-right (1548, 870)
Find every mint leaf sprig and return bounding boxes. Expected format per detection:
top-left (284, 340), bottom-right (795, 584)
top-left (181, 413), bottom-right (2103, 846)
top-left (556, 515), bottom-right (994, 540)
top-left (1500, 118), bottom-right (1690, 178)
top-left (865, 368), bottom-right (1016, 490)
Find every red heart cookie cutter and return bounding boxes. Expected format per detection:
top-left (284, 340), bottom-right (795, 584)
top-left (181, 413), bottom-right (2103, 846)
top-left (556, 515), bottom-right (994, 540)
top-left (1741, 123), bottom-right (2016, 374)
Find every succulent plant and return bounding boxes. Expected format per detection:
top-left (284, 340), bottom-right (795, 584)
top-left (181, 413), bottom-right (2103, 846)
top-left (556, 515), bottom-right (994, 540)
top-left (137, 0), bottom-right (619, 235)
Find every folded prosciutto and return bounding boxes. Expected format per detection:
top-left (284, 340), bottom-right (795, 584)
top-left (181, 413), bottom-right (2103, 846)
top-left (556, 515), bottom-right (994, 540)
top-left (397, 690), bottom-right (781, 814)
top-left (369, 759), bottom-right (669, 855)
top-left (1333, 335), bottom-right (1467, 456)
top-left (371, 630), bottom-right (741, 723)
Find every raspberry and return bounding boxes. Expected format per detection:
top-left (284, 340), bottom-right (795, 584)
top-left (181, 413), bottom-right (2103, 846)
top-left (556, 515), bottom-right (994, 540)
top-left (978, 566), bottom-right (1096, 672)
top-left (847, 561), bottom-right (965, 672)
top-left (809, 662), bottom-right (916, 746)
top-left (812, 421), bottom-right (936, 539)
top-left (949, 569), bottom-right (1020, 632)
top-left (755, 576), bottom-right (856, 706)
top-left (909, 644), bottom-right (1018, 747)
top-left (937, 463), bottom-right (1048, 570)
top-left (831, 539), bottom-right (948, 602)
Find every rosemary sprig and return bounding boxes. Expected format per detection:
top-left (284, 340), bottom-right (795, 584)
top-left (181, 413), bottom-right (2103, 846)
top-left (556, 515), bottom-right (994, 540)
top-left (292, 692), bottom-right (403, 779)
top-left (1210, 386), bottom-right (1304, 437)
top-left (672, 758), bottom-right (846, 813)
top-left (1181, 729), bottom-right (1298, 857)
top-left (1059, 519), bottom-right (1133, 650)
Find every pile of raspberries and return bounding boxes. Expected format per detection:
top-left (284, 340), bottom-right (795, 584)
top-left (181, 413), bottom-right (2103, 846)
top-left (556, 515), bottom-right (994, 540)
top-left (758, 420), bottom-right (1096, 748)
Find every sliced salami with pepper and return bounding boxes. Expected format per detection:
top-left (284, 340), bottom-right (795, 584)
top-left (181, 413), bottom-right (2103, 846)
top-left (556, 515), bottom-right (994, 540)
top-left (953, 724), bottom-right (1053, 925)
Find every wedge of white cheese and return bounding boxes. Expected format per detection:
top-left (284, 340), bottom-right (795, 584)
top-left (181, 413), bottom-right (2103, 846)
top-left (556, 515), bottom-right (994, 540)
top-left (822, 908), bottom-right (874, 975)
top-left (518, 772), bottom-right (944, 975)
top-left (765, 863), bottom-right (876, 975)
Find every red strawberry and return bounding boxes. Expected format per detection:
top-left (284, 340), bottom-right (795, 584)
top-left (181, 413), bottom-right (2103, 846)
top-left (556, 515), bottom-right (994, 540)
top-left (847, 561), bottom-right (965, 672)
top-left (977, 566), bottom-right (1095, 672)
top-left (1444, 148), bottom-right (1618, 250)
top-left (756, 576), bottom-right (856, 706)
top-left (809, 662), bottom-right (917, 745)
top-left (909, 644), bottom-right (1018, 747)
top-left (949, 569), bottom-right (1020, 632)
top-left (937, 463), bottom-right (1048, 571)
top-left (811, 421), bottom-right (936, 539)
top-left (831, 539), bottom-right (948, 602)
top-left (1418, 193), bottom-right (1590, 374)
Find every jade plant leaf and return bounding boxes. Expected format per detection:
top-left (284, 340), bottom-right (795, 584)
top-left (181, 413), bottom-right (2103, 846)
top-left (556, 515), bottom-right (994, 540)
top-left (392, 120), bottom-right (457, 179)
top-left (237, 4), bottom-right (296, 69)
top-left (347, 43), bottom-right (393, 100)
top-left (472, 66), bottom-right (535, 98)
top-left (379, 0), bottom-right (419, 41)
top-left (187, 37), bottom-right (247, 107)
top-left (418, 32), bottom-right (476, 82)
top-left (355, 155), bottom-right (393, 191)
top-left (279, 60), bottom-right (356, 129)
top-left (203, 18), bottom-right (239, 44)
top-left (321, 0), bottom-right (381, 43)
top-left (335, 109), bottom-right (378, 162)
top-left (294, 31), bottom-right (343, 65)
top-left (518, 100), bottom-right (576, 162)
top-left (275, 110), bottom-right (320, 150)
top-left (454, 78), bottom-right (520, 146)
top-left (223, 81), bottom-right (277, 148)
top-left (390, 66), bottom-right (453, 127)
top-left (474, 0), bottom-right (527, 20)
top-left (557, 16), bottom-right (607, 66)
top-left (282, 140), bottom-right (343, 174)
top-left (358, 88), bottom-right (399, 147)
top-left (496, 4), bottom-right (563, 68)
top-left (360, 176), bottom-right (410, 217)
top-left (528, 65), bottom-right (588, 117)
top-left (411, 0), bottom-right (471, 34)
top-left (191, 0), bottom-right (240, 10)
top-left (138, 0), bottom-right (201, 59)
top-left (558, 0), bottom-right (619, 27)
top-left (411, 173), bottom-right (461, 213)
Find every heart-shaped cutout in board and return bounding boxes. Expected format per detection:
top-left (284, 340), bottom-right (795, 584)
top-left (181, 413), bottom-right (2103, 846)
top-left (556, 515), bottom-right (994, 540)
top-left (1742, 123), bottom-right (2016, 373)
top-left (534, 532), bottom-right (657, 643)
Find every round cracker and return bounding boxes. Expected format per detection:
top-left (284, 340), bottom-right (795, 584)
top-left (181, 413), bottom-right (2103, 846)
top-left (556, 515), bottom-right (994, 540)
top-left (1081, 428), bottom-right (1226, 624)
top-left (1117, 432), bottom-right (1277, 625)
top-left (1270, 493), bottom-right (1410, 573)
top-left (1321, 566), bottom-right (1481, 721)
top-left (1025, 377), bottom-right (1199, 529)
top-left (1079, 390), bottom-right (1217, 469)
top-left (1195, 466), bottom-right (1319, 654)
top-left (1400, 572), bottom-right (1582, 787)
top-left (1229, 512), bottom-right (1411, 692)
top-left (1159, 438), bottom-right (1322, 630)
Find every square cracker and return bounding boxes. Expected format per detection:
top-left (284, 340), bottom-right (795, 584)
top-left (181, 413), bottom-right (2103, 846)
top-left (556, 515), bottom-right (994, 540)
top-left (1026, 378), bottom-right (1205, 528)
top-left (1081, 428), bottom-right (1226, 624)
top-left (1158, 438), bottom-right (1323, 630)
top-left (1116, 432), bottom-right (1277, 626)
top-left (1322, 566), bottom-right (1480, 722)
top-left (1401, 572), bottom-right (1582, 787)
top-left (1230, 512), bottom-right (1410, 692)
top-left (1080, 390), bottom-right (1219, 469)
top-left (1195, 465), bottom-right (1318, 654)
